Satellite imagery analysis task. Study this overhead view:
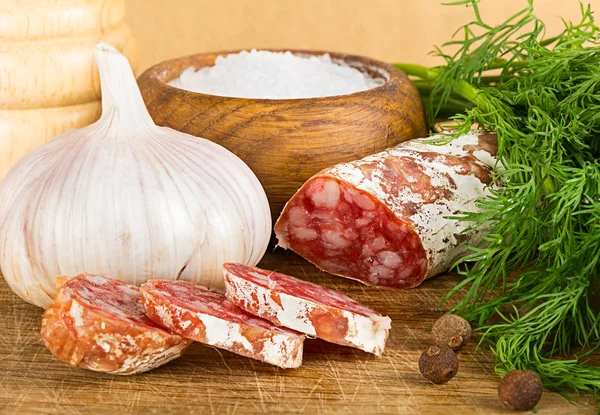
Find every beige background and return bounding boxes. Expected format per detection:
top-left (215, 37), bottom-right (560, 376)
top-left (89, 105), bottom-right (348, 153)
top-left (125, 0), bottom-right (600, 72)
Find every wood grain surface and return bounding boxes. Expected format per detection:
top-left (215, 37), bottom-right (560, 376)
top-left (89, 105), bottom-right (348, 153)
top-left (0, 250), bottom-right (597, 414)
top-left (137, 50), bottom-right (426, 221)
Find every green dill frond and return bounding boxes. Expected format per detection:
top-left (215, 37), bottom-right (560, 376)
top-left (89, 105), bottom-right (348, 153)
top-left (395, 0), bottom-right (600, 401)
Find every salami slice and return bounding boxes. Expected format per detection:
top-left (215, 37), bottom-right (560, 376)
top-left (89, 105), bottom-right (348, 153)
top-left (274, 132), bottom-right (497, 288)
top-left (140, 280), bottom-right (305, 369)
top-left (41, 274), bottom-right (191, 375)
top-left (223, 263), bottom-right (391, 356)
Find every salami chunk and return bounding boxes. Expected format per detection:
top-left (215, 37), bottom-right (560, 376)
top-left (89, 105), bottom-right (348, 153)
top-left (223, 263), bottom-right (391, 356)
top-left (140, 280), bottom-right (305, 369)
top-left (41, 274), bottom-right (191, 375)
top-left (274, 132), bottom-right (497, 288)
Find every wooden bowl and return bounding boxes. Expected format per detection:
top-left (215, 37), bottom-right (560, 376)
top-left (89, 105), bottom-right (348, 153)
top-left (137, 49), bottom-right (427, 219)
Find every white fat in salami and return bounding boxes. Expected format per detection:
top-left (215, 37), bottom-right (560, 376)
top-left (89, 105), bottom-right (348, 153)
top-left (274, 132), bottom-right (497, 288)
top-left (140, 280), bottom-right (305, 369)
top-left (223, 263), bottom-right (391, 356)
top-left (41, 274), bottom-right (191, 375)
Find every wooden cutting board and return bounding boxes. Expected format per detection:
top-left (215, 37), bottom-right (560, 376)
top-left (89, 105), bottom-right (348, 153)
top-left (0, 250), bottom-right (596, 414)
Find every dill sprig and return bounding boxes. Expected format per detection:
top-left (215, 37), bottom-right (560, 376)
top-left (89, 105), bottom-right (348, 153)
top-left (395, 0), bottom-right (600, 401)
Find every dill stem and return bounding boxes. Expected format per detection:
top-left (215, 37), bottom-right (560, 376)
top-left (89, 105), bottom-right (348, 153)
top-left (394, 64), bottom-right (487, 109)
top-left (411, 79), bottom-right (436, 90)
top-left (478, 75), bottom-right (513, 83)
top-left (486, 58), bottom-right (530, 71)
top-left (395, 60), bottom-right (527, 80)
top-left (393, 63), bottom-right (439, 80)
top-left (452, 80), bottom-right (486, 107)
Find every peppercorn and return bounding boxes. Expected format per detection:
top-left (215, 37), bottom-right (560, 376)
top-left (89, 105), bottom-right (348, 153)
top-left (418, 345), bottom-right (459, 384)
top-left (498, 370), bottom-right (543, 411)
top-left (432, 314), bottom-right (472, 351)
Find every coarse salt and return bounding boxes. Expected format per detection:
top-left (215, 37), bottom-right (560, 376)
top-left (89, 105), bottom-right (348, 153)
top-left (168, 49), bottom-right (385, 99)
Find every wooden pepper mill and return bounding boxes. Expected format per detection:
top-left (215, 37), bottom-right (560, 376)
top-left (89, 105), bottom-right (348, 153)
top-left (0, 0), bottom-right (137, 180)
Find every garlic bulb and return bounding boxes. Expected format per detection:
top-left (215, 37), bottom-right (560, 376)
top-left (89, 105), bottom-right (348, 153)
top-left (0, 43), bottom-right (272, 308)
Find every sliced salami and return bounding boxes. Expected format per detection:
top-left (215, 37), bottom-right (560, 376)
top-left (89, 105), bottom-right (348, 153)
top-left (274, 132), bottom-right (497, 288)
top-left (223, 263), bottom-right (391, 356)
top-left (140, 280), bottom-right (305, 369)
top-left (41, 274), bottom-right (191, 375)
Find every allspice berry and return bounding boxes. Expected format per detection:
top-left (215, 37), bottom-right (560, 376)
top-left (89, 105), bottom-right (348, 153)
top-left (418, 345), bottom-right (459, 384)
top-left (432, 314), bottom-right (472, 350)
top-left (498, 370), bottom-right (543, 411)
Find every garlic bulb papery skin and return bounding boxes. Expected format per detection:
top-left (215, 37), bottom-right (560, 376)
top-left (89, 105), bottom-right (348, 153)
top-left (0, 43), bottom-right (272, 308)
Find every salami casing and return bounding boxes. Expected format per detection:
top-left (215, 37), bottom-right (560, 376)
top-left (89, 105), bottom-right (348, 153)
top-left (140, 280), bottom-right (305, 369)
top-left (223, 263), bottom-right (391, 356)
top-left (41, 274), bottom-right (191, 375)
top-left (274, 132), bottom-right (497, 288)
